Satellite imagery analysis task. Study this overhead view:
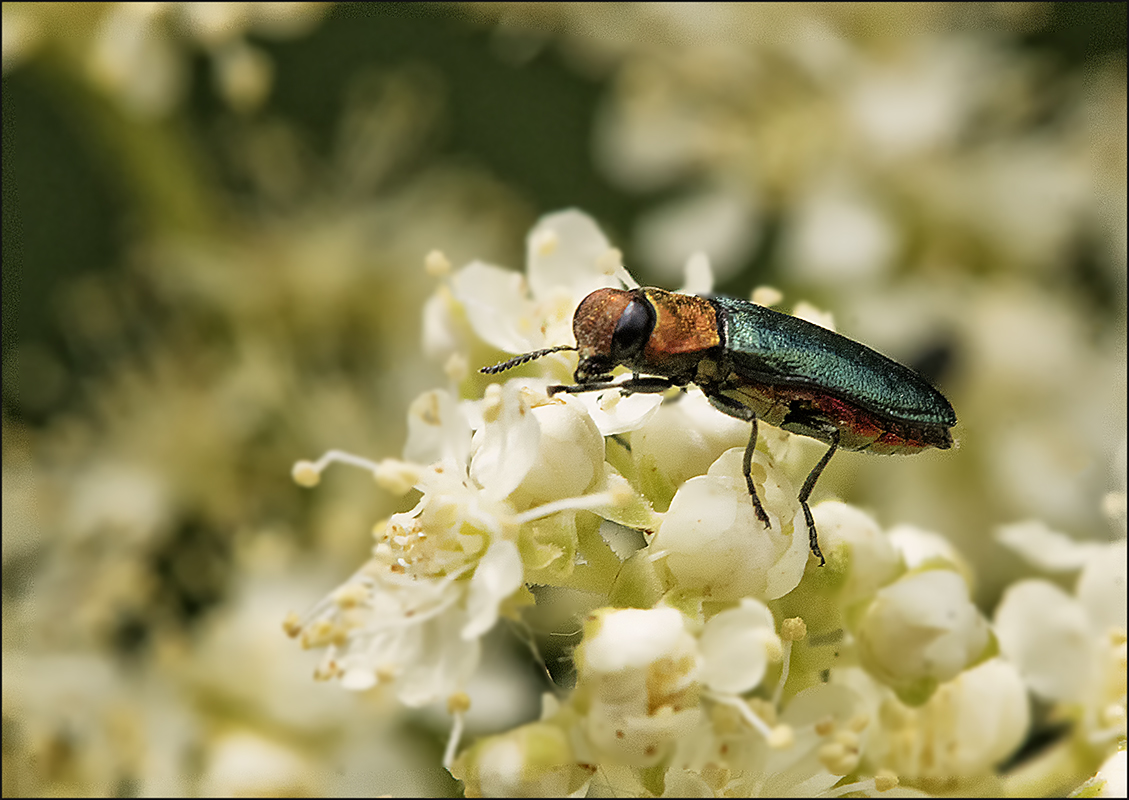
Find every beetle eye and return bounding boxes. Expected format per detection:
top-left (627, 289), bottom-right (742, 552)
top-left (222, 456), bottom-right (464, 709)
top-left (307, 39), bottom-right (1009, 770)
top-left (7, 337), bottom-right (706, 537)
top-left (610, 297), bottom-right (655, 362)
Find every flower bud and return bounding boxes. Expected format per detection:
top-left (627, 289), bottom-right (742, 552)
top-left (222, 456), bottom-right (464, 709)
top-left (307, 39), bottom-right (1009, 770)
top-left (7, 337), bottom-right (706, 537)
top-left (652, 448), bottom-right (808, 601)
top-left (856, 569), bottom-right (991, 702)
top-left (515, 397), bottom-right (605, 506)
top-left (576, 607), bottom-right (701, 767)
top-left (812, 501), bottom-right (900, 602)
top-left (451, 722), bottom-right (589, 797)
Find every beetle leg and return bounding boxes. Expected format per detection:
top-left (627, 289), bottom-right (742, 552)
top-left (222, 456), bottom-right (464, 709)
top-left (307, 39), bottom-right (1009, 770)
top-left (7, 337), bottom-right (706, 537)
top-left (549, 380), bottom-right (620, 395)
top-left (741, 415), bottom-right (772, 529)
top-left (548, 377), bottom-right (674, 396)
top-left (703, 391), bottom-right (772, 530)
top-left (797, 428), bottom-right (839, 567)
top-left (608, 376), bottom-right (675, 395)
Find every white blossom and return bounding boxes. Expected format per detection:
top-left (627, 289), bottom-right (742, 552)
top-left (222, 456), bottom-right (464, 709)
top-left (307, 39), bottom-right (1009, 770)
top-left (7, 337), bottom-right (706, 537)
top-left (287, 382), bottom-right (631, 708)
top-left (651, 447), bottom-right (809, 601)
top-left (811, 501), bottom-right (902, 604)
top-left (575, 606), bottom-right (702, 767)
top-left (995, 530), bottom-right (1127, 748)
top-left (1073, 748), bottom-right (1128, 798)
top-left (856, 569), bottom-right (992, 702)
top-left (284, 208), bottom-right (1119, 796)
top-left (842, 659), bottom-right (1030, 788)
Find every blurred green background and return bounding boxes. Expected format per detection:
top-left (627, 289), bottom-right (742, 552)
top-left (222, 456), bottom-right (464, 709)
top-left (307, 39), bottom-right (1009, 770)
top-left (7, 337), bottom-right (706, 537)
top-left (3, 3), bottom-right (1125, 796)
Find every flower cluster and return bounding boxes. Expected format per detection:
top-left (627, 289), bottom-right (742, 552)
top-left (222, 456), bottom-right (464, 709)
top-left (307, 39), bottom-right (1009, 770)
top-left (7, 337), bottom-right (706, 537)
top-left (3, 3), bottom-right (329, 116)
top-left (288, 210), bottom-right (1128, 796)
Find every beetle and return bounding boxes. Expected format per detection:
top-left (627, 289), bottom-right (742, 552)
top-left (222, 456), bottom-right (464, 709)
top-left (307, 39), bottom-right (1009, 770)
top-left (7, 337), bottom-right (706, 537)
top-left (481, 286), bottom-right (956, 566)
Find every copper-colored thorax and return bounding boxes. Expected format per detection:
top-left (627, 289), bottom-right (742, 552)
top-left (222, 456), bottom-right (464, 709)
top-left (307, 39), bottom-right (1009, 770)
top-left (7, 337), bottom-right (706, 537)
top-left (641, 288), bottom-right (720, 361)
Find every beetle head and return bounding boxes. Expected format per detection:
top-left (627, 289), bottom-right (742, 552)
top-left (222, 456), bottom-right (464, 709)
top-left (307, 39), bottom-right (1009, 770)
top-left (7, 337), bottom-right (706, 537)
top-left (572, 288), bottom-right (656, 382)
top-left (478, 287), bottom-right (656, 384)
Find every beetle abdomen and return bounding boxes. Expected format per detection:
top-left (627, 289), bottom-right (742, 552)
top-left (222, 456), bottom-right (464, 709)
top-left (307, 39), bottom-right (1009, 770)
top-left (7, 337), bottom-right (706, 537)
top-left (715, 379), bottom-right (953, 454)
top-left (712, 295), bottom-right (956, 431)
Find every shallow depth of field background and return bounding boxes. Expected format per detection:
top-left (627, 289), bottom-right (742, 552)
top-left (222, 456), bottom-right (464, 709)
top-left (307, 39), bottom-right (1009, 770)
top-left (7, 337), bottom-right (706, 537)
top-left (3, 3), bottom-right (1125, 796)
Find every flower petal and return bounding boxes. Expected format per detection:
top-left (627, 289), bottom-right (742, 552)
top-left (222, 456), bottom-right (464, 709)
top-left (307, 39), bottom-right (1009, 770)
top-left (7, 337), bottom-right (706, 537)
top-left (571, 389), bottom-right (663, 437)
top-left (698, 598), bottom-right (778, 694)
top-left (471, 385), bottom-right (541, 501)
top-left (403, 389), bottom-right (471, 470)
top-left (994, 578), bottom-right (1096, 702)
top-left (1076, 539), bottom-right (1128, 632)
top-left (582, 606), bottom-right (692, 674)
top-left (526, 210), bottom-right (620, 301)
top-left (995, 520), bottom-right (1103, 572)
top-left (452, 261), bottom-right (536, 353)
top-left (463, 540), bottom-right (525, 640)
top-left (653, 448), bottom-right (807, 601)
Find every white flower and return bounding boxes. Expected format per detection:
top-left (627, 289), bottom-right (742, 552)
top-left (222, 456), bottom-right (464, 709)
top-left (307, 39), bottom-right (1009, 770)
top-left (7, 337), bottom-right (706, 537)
top-left (662, 680), bottom-right (874, 797)
top-left (810, 501), bottom-right (901, 604)
top-left (455, 721), bottom-right (591, 798)
top-left (996, 519), bottom-right (1109, 572)
top-left (576, 606), bottom-right (702, 767)
top-left (287, 383), bottom-right (626, 707)
top-left (427, 208), bottom-right (664, 435)
top-left (1073, 748), bottom-right (1128, 798)
top-left (568, 601), bottom-right (801, 782)
top-left (630, 388), bottom-right (751, 511)
top-left (996, 580), bottom-right (1100, 703)
top-left (887, 523), bottom-right (973, 583)
top-left (994, 531), bottom-right (1127, 748)
top-left (697, 599), bottom-right (781, 696)
top-left (509, 395), bottom-right (606, 507)
top-left (651, 447), bottom-right (809, 601)
top-left (438, 209), bottom-right (625, 360)
top-left (80, 3), bottom-right (325, 117)
top-left (856, 569), bottom-right (992, 702)
top-left (843, 659), bottom-right (1030, 788)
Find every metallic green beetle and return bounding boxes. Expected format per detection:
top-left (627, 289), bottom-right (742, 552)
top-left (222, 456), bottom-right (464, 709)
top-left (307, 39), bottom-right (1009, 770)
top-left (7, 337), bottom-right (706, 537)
top-left (483, 287), bottom-right (957, 565)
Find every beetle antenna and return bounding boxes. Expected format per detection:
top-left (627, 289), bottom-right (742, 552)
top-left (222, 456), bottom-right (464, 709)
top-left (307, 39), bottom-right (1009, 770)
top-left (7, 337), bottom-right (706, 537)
top-left (479, 345), bottom-right (577, 375)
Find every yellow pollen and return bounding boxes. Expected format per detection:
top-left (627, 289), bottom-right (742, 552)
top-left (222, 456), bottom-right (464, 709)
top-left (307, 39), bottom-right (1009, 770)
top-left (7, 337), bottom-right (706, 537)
top-left (424, 249), bottom-right (452, 277)
top-left (447, 691), bottom-right (472, 714)
top-left (533, 229), bottom-right (559, 257)
top-left (751, 286), bottom-right (784, 307)
top-left (444, 352), bottom-right (468, 383)
top-left (597, 247), bottom-right (623, 276)
top-left (818, 740), bottom-right (859, 775)
top-left (781, 617), bottom-right (807, 641)
top-left (301, 619), bottom-right (347, 648)
top-left (291, 460), bottom-right (321, 487)
top-left (768, 724), bottom-right (794, 749)
top-left (874, 769), bottom-right (899, 792)
top-left (281, 611), bottom-right (302, 638)
top-left (331, 583), bottom-right (368, 609)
